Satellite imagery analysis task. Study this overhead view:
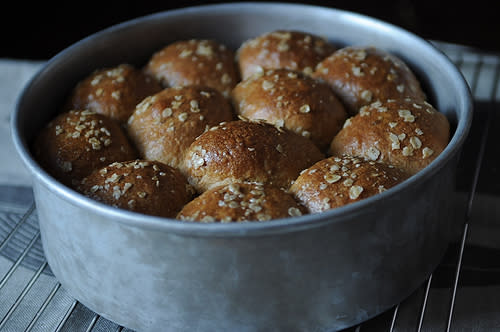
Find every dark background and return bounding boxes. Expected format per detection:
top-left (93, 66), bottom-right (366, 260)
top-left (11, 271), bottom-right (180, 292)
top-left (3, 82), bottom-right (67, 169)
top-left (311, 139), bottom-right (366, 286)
top-left (1, 0), bottom-right (499, 59)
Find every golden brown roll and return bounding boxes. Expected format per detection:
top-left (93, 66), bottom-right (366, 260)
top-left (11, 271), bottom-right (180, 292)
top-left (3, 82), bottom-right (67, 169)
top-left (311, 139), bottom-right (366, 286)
top-left (144, 39), bottom-right (239, 98)
top-left (64, 64), bottom-right (162, 122)
top-left (32, 110), bottom-right (138, 188)
top-left (313, 46), bottom-right (426, 115)
top-left (231, 68), bottom-right (347, 150)
top-left (329, 98), bottom-right (450, 175)
top-left (79, 160), bottom-right (194, 218)
top-left (237, 30), bottom-right (336, 79)
top-left (183, 119), bottom-right (324, 193)
top-left (290, 155), bottom-right (408, 213)
top-left (126, 85), bottom-right (235, 170)
top-left (177, 181), bottom-right (305, 222)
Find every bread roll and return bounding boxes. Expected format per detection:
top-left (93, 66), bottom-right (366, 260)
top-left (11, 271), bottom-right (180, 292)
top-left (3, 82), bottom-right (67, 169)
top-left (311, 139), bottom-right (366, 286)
top-left (329, 98), bottom-right (450, 174)
top-left (144, 39), bottom-right (239, 98)
top-left (33, 110), bottom-right (138, 188)
top-left (313, 46), bottom-right (426, 115)
top-left (290, 155), bottom-right (408, 213)
top-left (65, 64), bottom-right (162, 122)
top-left (237, 30), bottom-right (336, 79)
top-left (79, 160), bottom-right (193, 218)
top-left (126, 85), bottom-right (234, 170)
top-left (183, 119), bottom-right (324, 193)
top-left (177, 181), bottom-right (305, 222)
top-left (232, 68), bottom-right (346, 150)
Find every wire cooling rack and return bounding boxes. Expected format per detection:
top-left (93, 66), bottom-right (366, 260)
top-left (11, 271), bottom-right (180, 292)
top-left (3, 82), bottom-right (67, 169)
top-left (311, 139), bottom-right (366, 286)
top-left (1, 41), bottom-right (499, 331)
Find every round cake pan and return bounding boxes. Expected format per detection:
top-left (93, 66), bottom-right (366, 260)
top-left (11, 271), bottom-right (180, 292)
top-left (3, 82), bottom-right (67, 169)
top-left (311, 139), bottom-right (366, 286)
top-left (12, 3), bottom-right (472, 331)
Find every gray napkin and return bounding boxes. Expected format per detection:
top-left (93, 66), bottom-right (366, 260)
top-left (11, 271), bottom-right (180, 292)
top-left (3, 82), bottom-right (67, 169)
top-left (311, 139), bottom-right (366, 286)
top-left (0, 59), bottom-right (43, 187)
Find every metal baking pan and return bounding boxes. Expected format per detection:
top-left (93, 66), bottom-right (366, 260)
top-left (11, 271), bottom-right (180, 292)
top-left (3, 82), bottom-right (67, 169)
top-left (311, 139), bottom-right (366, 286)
top-left (11, 2), bottom-right (472, 331)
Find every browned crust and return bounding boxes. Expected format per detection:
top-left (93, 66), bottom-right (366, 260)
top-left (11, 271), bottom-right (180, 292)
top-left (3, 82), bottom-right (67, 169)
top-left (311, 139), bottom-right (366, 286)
top-left (144, 39), bottom-right (240, 98)
top-left (177, 181), bottom-right (305, 222)
top-left (183, 120), bottom-right (324, 193)
top-left (313, 46), bottom-right (426, 115)
top-left (64, 64), bottom-right (162, 122)
top-left (329, 98), bottom-right (450, 175)
top-left (32, 110), bottom-right (138, 188)
top-left (232, 68), bottom-right (346, 150)
top-left (290, 155), bottom-right (408, 213)
top-left (126, 85), bottom-right (235, 170)
top-left (237, 30), bottom-right (336, 79)
top-left (79, 160), bottom-right (194, 218)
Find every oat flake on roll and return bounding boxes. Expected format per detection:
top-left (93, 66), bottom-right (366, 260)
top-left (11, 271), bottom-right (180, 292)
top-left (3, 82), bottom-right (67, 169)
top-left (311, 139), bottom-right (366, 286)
top-left (64, 64), bottom-right (162, 123)
top-left (183, 119), bottom-right (324, 193)
top-left (313, 46), bottom-right (426, 115)
top-left (127, 85), bottom-right (234, 171)
top-left (237, 30), bottom-right (336, 79)
top-left (232, 68), bottom-right (346, 151)
top-left (145, 39), bottom-right (239, 98)
top-left (177, 181), bottom-right (305, 223)
top-left (291, 154), bottom-right (408, 213)
top-left (32, 109), bottom-right (138, 188)
top-left (329, 98), bottom-right (450, 175)
top-left (79, 160), bottom-right (194, 218)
